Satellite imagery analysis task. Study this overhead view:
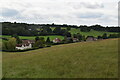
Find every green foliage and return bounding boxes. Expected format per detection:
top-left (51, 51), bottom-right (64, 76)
top-left (46, 37), bottom-right (51, 44)
top-left (66, 27), bottom-right (71, 31)
top-left (76, 33), bottom-right (82, 41)
top-left (3, 38), bottom-right (17, 51)
top-left (35, 36), bottom-right (40, 42)
top-left (33, 37), bottom-right (45, 48)
top-left (82, 35), bottom-right (86, 41)
top-left (97, 36), bottom-right (102, 39)
top-left (80, 25), bottom-right (91, 32)
top-left (2, 41), bottom-right (8, 50)
top-left (12, 34), bottom-right (22, 44)
top-left (73, 33), bottom-right (85, 41)
top-left (102, 33), bottom-right (108, 39)
top-left (73, 34), bottom-right (77, 38)
top-left (108, 34), bottom-right (120, 38)
top-left (53, 27), bottom-right (61, 34)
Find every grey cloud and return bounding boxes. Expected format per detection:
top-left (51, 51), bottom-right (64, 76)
top-left (75, 12), bottom-right (103, 19)
top-left (82, 2), bottom-right (104, 9)
top-left (71, 2), bottom-right (104, 9)
top-left (2, 8), bottom-right (19, 17)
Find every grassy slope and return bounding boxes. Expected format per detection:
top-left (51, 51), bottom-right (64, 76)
top-left (2, 39), bottom-right (118, 78)
top-left (70, 28), bottom-right (118, 37)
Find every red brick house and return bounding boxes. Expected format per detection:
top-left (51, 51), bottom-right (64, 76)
top-left (53, 38), bottom-right (61, 43)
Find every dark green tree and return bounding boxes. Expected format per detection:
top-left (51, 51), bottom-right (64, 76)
top-left (6, 38), bottom-right (17, 51)
top-left (33, 37), bottom-right (45, 48)
top-left (35, 36), bottom-right (40, 42)
top-left (53, 27), bottom-right (61, 34)
top-left (11, 34), bottom-right (22, 44)
top-left (102, 33), bottom-right (108, 39)
top-left (67, 27), bottom-right (71, 31)
top-left (46, 37), bottom-right (51, 44)
top-left (77, 33), bottom-right (82, 41)
top-left (82, 35), bottom-right (86, 41)
top-left (97, 36), bottom-right (102, 39)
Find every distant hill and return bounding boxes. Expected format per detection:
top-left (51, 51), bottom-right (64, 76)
top-left (1, 22), bottom-right (120, 37)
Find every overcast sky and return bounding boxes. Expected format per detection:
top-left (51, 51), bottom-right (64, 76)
top-left (0, 0), bottom-right (119, 26)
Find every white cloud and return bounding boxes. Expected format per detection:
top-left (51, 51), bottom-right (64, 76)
top-left (0, 0), bottom-right (119, 26)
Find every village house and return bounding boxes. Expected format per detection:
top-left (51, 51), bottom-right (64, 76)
top-left (53, 38), bottom-right (61, 43)
top-left (86, 36), bottom-right (97, 41)
top-left (73, 38), bottom-right (79, 42)
top-left (16, 40), bottom-right (35, 50)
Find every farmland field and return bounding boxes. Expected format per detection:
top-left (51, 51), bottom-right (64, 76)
top-left (0, 29), bottom-right (118, 41)
top-left (0, 35), bottom-right (64, 41)
top-left (2, 38), bottom-right (118, 78)
top-left (70, 28), bottom-right (118, 37)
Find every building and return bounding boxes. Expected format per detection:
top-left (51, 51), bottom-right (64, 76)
top-left (73, 38), bottom-right (79, 42)
top-left (16, 40), bottom-right (35, 50)
top-left (86, 36), bottom-right (97, 41)
top-left (53, 38), bottom-right (61, 43)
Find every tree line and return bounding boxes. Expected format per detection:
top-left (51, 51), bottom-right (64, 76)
top-left (1, 22), bottom-right (120, 36)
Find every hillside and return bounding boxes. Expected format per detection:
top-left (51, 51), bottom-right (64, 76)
top-left (70, 28), bottom-right (118, 37)
top-left (1, 28), bottom-right (118, 41)
top-left (2, 39), bottom-right (118, 78)
top-left (2, 22), bottom-right (119, 40)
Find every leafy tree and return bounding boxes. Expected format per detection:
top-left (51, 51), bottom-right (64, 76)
top-left (53, 27), bottom-right (61, 34)
top-left (82, 35), bottom-right (86, 41)
top-left (46, 37), bottom-right (51, 44)
top-left (77, 33), bottom-right (82, 41)
top-left (46, 27), bottom-right (52, 34)
top-left (34, 37), bottom-right (45, 48)
top-left (35, 36), bottom-right (40, 42)
top-left (108, 34), bottom-right (119, 38)
top-left (6, 38), bottom-right (17, 51)
top-left (80, 26), bottom-right (91, 32)
top-left (66, 32), bottom-right (72, 37)
top-left (102, 33), bottom-right (108, 39)
top-left (60, 29), bottom-right (68, 36)
top-left (97, 36), bottom-right (102, 39)
top-left (67, 27), bottom-right (71, 31)
top-left (11, 34), bottom-right (22, 44)
top-left (73, 34), bottom-right (77, 38)
top-left (2, 41), bottom-right (8, 50)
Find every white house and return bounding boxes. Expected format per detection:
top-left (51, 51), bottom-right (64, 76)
top-left (16, 40), bottom-right (35, 50)
top-left (73, 38), bottom-right (79, 42)
top-left (16, 44), bottom-right (32, 50)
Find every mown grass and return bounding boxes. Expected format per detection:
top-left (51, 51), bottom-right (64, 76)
top-left (0, 35), bottom-right (64, 41)
top-left (2, 39), bottom-right (118, 78)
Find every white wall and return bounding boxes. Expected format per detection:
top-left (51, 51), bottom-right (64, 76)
top-left (16, 44), bottom-right (32, 50)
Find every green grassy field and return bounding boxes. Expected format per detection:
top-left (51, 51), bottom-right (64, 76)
top-left (2, 38), bottom-right (118, 78)
top-left (70, 28), bottom-right (118, 37)
top-left (1, 29), bottom-right (118, 41)
top-left (0, 35), bottom-right (64, 41)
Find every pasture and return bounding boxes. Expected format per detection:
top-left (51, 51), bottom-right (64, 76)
top-left (0, 35), bottom-right (64, 41)
top-left (2, 39), bottom-right (118, 78)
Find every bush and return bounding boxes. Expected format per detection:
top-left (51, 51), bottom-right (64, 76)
top-left (2, 38), bottom-right (17, 51)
